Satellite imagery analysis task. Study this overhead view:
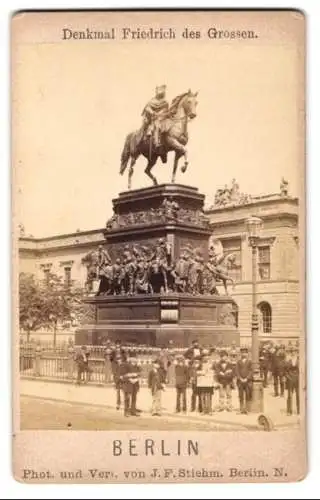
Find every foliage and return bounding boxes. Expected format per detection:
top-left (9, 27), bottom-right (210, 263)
top-left (19, 272), bottom-right (85, 344)
top-left (19, 273), bottom-right (44, 337)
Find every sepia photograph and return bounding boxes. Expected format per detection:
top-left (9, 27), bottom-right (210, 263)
top-left (12, 9), bottom-right (306, 483)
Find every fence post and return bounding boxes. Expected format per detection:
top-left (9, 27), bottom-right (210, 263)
top-left (35, 342), bottom-right (41, 377)
top-left (67, 345), bottom-right (75, 379)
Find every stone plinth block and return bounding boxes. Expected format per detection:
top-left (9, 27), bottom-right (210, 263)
top-left (75, 294), bottom-right (239, 348)
top-left (78, 184), bottom-right (240, 348)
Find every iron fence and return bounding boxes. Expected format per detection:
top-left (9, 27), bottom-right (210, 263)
top-left (19, 343), bottom-right (188, 386)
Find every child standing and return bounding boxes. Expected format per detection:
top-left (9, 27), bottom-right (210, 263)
top-left (148, 360), bottom-right (166, 416)
top-left (196, 351), bottom-right (215, 414)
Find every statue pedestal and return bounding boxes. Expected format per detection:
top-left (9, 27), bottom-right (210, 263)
top-left (104, 183), bottom-right (212, 263)
top-left (75, 294), bottom-right (238, 347)
top-left (76, 184), bottom-right (239, 347)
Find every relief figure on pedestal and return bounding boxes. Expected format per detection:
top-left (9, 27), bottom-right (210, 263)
top-left (205, 238), bottom-right (236, 295)
top-left (148, 238), bottom-right (172, 294)
top-left (83, 236), bottom-right (236, 298)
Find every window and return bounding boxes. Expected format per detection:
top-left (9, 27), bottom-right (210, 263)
top-left (257, 302), bottom-right (272, 334)
top-left (258, 245), bottom-right (270, 280)
top-left (64, 267), bottom-right (71, 287)
top-left (221, 238), bottom-right (242, 281)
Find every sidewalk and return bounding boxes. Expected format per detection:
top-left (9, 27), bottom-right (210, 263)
top-left (20, 378), bottom-right (300, 431)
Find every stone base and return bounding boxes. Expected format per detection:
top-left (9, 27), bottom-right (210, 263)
top-left (75, 293), bottom-right (239, 348)
top-left (75, 324), bottom-right (239, 348)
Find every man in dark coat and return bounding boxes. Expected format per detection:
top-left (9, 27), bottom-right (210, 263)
top-left (259, 345), bottom-right (270, 388)
top-left (120, 354), bottom-right (141, 416)
top-left (184, 340), bottom-right (203, 362)
top-left (235, 347), bottom-right (253, 414)
top-left (110, 339), bottom-right (127, 363)
top-left (285, 346), bottom-right (300, 415)
top-left (175, 355), bottom-right (189, 413)
top-left (271, 345), bottom-right (286, 397)
top-left (189, 358), bottom-right (202, 413)
top-left (112, 353), bottom-right (124, 410)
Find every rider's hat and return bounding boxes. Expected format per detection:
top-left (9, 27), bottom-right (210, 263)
top-left (156, 84), bottom-right (166, 94)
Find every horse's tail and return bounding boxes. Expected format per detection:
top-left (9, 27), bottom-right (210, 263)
top-left (120, 133), bottom-right (132, 175)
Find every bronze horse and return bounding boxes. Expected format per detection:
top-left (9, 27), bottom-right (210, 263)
top-left (209, 253), bottom-right (236, 296)
top-left (120, 90), bottom-right (198, 189)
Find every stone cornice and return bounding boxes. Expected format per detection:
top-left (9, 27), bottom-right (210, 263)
top-left (18, 194), bottom-right (299, 253)
top-left (104, 222), bottom-right (212, 241)
top-left (209, 212), bottom-right (298, 231)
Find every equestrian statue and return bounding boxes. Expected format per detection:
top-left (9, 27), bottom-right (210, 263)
top-left (120, 85), bottom-right (198, 189)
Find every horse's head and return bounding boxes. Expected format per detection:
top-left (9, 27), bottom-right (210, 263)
top-left (170, 90), bottom-right (198, 120)
top-left (183, 90), bottom-right (198, 120)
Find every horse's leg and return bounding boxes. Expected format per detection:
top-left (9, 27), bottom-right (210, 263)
top-left (162, 269), bottom-right (168, 294)
top-left (166, 136), bottom-right (187, 182)
top-left (128, 156), bottom-right (137, 190)
top-left (172, 150), bottom-right (183, 183)
top-left (145, 156), bottom-right (158, 186)
top-left (223, 279), bottom-right (228, 295)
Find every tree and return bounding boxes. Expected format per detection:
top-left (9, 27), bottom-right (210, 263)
top-left (40, 272), bottom-right (84, 346)
top-left (19, 273), bottom-right (44, 341)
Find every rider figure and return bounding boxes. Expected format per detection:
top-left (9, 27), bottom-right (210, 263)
top-left (142, 85), bottom-right (169, 148)
top-left (97, 245), bottom-right (112, 276)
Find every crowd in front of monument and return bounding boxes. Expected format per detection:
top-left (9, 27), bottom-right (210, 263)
top-left (74, 339), bottom-right (300, 419)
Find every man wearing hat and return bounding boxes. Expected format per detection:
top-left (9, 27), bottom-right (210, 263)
top-left (284, 345), bottom-right (300, 415)
top-left (271, 344), bottom-right (286, 397)
top-left (174, 355), bottom-right (189, 413)
top-left (110, 339), bottom-right (127, 364)
top-left (215, 350), bottom-right (234, 412)
top-left (259, 343), bottom-right (270, 389)
top-left (112, 353), bottom-right (124, 410)
top-left (235, 347), bottom-right (253, 414)
top-left (142, 85), bottom-right (169, 148)
top-left (184, 339), bottom-right (203, 362)
top-left (120, 353), bottom-right (141, 416)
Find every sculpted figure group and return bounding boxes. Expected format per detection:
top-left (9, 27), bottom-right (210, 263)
top-left (105, 197), bottom-right (210, 232)
top-left (82, 239), bottom-right (236, 297)
top-left (213, 179), bottom-right (252, 208)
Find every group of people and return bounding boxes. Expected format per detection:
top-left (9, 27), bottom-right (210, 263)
top-left (83, 237), bottom-right (236, 297)
top-left (259, 341), bottom-right (300, 416)
top-left (99, 339), bottom-right (300, 418)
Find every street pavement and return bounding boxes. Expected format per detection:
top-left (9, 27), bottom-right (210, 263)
top-left (20, 396), bottom-right (245, 431)
top-left (20, 378), bottom-right (300, 431)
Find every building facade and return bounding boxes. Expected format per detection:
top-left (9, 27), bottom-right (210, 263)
top-left (19, 188), bottom-right (300, 346)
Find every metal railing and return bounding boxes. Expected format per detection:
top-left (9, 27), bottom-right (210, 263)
top-left (19, 343), bottom-right (188, 386)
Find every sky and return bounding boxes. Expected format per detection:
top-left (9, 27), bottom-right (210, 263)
top-left (12, 11), bottom-right (304, 237)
